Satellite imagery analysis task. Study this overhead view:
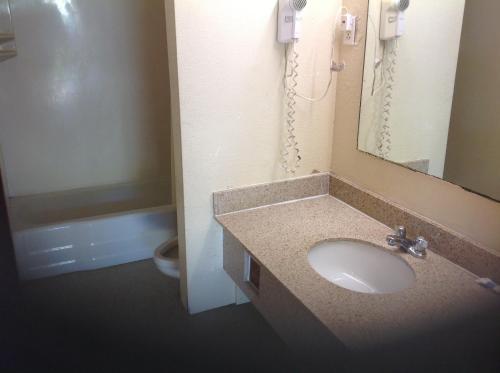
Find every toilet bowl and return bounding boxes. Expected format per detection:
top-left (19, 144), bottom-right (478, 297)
top-left (153, 237), bottom-right (180, 279)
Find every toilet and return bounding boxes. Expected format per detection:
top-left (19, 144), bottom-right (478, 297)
top-left (153, 237), bottom-right (180, 279)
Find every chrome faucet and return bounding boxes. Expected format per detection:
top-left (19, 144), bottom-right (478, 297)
top-left (386, 226), bottom-right (428, 259)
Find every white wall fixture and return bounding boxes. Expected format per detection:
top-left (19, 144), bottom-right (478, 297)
top-left (380, 0), bottom-right (410, 40)
top-left (277, 0), bottom-right (307, 43)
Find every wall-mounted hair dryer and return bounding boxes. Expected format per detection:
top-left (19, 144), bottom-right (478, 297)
top-left (380, 0), bottom-right (410, 40)
top-left (277, 0), bottom-right (308, 43)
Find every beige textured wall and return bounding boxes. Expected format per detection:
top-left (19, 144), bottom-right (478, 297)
top-left (332, 0), bottom-right (500, 253)
top-left (444, 0), bottom-right (500, 201)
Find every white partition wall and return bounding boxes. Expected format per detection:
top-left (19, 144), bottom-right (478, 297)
top-left (168, 0), bottom-right (340, 314)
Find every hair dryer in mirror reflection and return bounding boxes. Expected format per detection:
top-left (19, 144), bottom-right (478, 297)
top-left (276, 0), bottom-right (344, 175)
top-left (370, 0), bottom-right (410, 159)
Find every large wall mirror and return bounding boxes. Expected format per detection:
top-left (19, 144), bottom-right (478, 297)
top-left (357, 0), bottom-right (500, 201)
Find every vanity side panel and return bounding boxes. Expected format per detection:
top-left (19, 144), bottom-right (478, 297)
top-left (222, 230), bottom-right (258, 302)
top-left (222, 229), bottom-right (347, 369)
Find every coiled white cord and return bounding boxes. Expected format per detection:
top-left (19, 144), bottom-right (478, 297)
top-left (376, 40), bottom-right (398, 158)
top-left (281, 6), bottom-right (347, 174)
top-left (282, 42), bottom-right (301, 174)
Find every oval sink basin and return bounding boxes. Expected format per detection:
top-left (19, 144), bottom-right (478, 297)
top-left (308, 240), bottom-right (415, 294)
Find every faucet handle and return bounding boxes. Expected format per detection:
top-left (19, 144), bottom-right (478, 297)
top-left (395, 226), bottom-right (407, 239)
top-left (415, 236), bottom-right (428, 252)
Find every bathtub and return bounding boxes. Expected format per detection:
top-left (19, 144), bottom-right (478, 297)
top-left (9, 181), bottom-right (176, 280)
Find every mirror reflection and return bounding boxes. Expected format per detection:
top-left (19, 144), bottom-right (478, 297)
top-left (358, 0), bottom-right (500, 201)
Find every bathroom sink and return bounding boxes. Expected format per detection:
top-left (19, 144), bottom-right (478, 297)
top-left (308, 240), bottom-right (415, 294)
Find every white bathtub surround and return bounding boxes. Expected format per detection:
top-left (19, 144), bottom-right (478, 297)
top-left (10, 182), bottom-right (176, 280)
top-left (0, 0), bottom-right (171, 197)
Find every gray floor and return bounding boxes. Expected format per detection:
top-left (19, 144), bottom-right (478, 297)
top-left (4, 258), bottom-right (498, 372)
top-left (1, 260), bottom-right (299, 372)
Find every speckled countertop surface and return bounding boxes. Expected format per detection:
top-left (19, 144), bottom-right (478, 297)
top-left (216, 195), bottom-right (500, 350)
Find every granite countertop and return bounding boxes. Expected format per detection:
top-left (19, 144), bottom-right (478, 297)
top-left (216, 195), bottom-right (500, 350)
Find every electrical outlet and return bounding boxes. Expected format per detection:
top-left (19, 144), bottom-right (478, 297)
top-left (343, 29), bottom-right (356, 45)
